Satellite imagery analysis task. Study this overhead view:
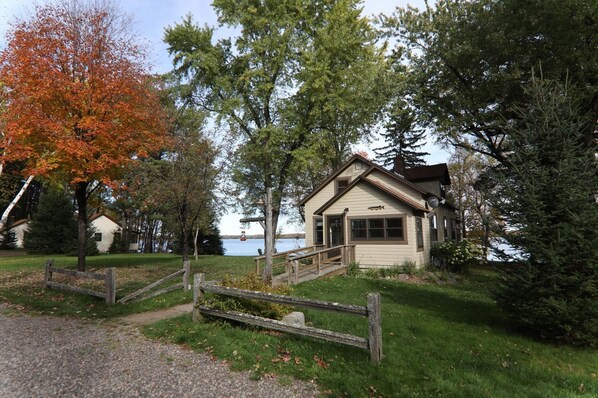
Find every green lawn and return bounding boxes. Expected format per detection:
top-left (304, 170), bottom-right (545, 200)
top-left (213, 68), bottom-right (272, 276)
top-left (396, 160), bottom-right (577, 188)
top-left (0, 253), bottom-right (254, 318)
top-left (144, 267), bottom-right (598, 397)
top-left (1, 253), bottom-right (596, 397)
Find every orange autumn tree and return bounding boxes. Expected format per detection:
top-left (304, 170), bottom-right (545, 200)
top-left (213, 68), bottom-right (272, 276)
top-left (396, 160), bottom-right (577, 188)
top-left (0, 0), bottom-right (167, 270)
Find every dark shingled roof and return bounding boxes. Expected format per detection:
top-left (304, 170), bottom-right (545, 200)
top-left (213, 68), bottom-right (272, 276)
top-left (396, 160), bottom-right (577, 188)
top-left (403, 164), bottom-right (451, 185)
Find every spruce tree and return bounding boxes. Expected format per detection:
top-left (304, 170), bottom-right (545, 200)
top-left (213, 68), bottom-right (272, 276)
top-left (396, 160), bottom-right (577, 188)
top-left (376, 99), bottom-right (430, 168)
top-left (492, 79), bottom-right (598, 347)
top-left (24, 188), bottom-right (78, 254)
top-left (198, 222), bottom-right (225, 256)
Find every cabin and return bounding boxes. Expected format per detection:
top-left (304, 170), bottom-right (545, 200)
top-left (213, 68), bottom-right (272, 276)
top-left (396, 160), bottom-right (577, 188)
top-left (8, 213), bottom-right (137, 253)
top-left (88, 214), bottom-right (121, 253)
top-left (8, 219), bottom-right (29, 249)
top-left (298, 154), bottom-right (459, 269)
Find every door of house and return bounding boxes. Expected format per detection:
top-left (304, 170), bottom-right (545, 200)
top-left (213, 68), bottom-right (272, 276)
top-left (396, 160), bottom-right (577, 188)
top-left (327, 215), bottom-right (344, 259)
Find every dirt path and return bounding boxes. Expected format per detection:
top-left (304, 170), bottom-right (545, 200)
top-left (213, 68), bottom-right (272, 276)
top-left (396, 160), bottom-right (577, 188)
top-left (117, 303), bottom-right (193, 325)
top-left (0, 305), bottom-right (318, 398)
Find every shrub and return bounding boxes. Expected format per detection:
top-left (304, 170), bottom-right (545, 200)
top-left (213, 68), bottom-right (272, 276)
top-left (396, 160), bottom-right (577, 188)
top-left (364, 268), bottom-right (380, 279)
top-left (208, 273), bottom-right (292, 320)
top-left (378, 265), bottom-right (400, 279)
top-left (430, 239), bottom-right (482, 273)
top-left (24, 188), bottom-right (77, 254)
top-left (346, 261), bottom-right (360, 277)
top-left (399, 260), bottom-right (418, 276)
top-left (360, 261), bottom-right (420, 279)
top-left (108, 232), bottom-right (128, 254)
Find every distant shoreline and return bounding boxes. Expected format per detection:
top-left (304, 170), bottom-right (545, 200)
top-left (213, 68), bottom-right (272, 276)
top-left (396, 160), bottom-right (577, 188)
top-left (221, 234), bottom-right (305, 240)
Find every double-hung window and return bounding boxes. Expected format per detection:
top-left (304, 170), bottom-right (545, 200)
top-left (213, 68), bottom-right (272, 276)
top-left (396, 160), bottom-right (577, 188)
top-left (416, 218), bottom-right (424, 250)
top-left (350, 216), bottom-right (405, 242)
top-left (314, 217), bottom-right (324, 245)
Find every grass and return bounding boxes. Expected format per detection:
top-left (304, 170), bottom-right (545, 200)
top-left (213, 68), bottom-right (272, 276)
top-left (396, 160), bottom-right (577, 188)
top-left (0, 253), bottom-right (254, 318)
top-left (143, 267), bottom-right (598, 397)
top-left (1, 253), bottom-right (596, 397)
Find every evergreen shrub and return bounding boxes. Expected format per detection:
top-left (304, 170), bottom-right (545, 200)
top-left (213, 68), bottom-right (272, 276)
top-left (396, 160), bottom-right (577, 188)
top-left (24, 188), bottom-right (77, 254)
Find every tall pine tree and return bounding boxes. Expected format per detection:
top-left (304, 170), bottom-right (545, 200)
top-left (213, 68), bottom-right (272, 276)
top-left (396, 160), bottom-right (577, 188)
top-left (376, 99), bottom-right (429, 168)
top-left (492, 79), bottom-right (598, 347)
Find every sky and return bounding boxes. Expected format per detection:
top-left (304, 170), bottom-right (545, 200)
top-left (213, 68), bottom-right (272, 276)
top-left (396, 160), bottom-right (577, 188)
top-left (0, 0), bottom-right (445, 236)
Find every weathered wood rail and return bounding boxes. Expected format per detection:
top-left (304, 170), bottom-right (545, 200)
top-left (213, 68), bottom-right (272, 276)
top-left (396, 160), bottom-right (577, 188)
top-left (286, 245), bottom-right (355, 285)
top-left (118, 260), bottom-right (190, 304)
top-left (192, 273), bottom-right (382, 363)
top-left (44, 259), bottom-right (116, 304)
top-left (254, 246), bottom-right (320, 277)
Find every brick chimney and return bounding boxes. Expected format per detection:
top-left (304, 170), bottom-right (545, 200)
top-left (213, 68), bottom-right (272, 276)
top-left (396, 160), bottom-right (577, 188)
top-left (393, 155), bottom-right (406, 176)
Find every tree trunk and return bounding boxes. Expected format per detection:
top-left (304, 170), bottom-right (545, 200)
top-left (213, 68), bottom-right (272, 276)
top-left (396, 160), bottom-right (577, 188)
top-left (0, 175), bottom-right (34, 231)
top-left (181, 226), bottom-right (189, 262)
top-left (194, 227), bottom-right (199, 260)
top-left (180, 201), bottom-right (189, 262)
top-left (74, 181), bottom-right (88, 272)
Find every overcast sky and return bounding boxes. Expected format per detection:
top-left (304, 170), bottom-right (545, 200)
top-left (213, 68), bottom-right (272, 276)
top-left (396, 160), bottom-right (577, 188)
top-left (0, 1), bottom-right (429, 73)
top-left (0, 0), bottom-right (443, 235)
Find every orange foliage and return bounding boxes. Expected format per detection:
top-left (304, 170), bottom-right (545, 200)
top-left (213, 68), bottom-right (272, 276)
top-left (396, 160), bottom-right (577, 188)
top-left (0, 2), bottom-right (167, 185)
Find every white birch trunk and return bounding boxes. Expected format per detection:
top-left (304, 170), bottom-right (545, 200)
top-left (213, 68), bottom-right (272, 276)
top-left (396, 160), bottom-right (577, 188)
top-left (194, 227), bottom-right (199, 260)
top-left (0, 175), bottom-right (34, 231)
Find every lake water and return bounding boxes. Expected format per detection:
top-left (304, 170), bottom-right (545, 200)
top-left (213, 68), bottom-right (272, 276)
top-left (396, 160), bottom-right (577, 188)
top-left (223, 238), bottom-right (305, 256)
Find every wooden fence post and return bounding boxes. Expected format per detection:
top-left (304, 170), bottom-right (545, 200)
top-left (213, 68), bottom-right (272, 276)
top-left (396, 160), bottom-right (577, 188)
top-left (317, 253), bottom-right (321, 275)
top-left (183, 260), bottom-right (191, 291)
top-left (44, 259), bottom-right (54, 288)
top-left (105, 268), bottom-right (116, 304)
top-left (193, 273), bottom-right (204, 322)
top-left (367, 292), bottom-right (382, 364)
top-left (293, 260), bottom-right (299, 285)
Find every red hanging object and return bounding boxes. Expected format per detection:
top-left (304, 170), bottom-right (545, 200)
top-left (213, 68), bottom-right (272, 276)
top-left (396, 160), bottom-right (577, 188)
top-left (240, 230), bottom-right (247, 241)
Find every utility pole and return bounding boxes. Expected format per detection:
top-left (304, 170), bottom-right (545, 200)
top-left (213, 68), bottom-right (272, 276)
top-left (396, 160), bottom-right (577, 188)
top-left (239, 187), bottom-right (274, 284)
top-left (264, 187), bottom-right (273, 283)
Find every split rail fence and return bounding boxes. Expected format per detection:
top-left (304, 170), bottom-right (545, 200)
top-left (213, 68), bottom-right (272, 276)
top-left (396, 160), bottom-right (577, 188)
top-left (43, 260), bottom-right (190, 305)
top-left (44, 259), bottom-right (116, 304)
top-left (192, 273), bottom-right (382, 363)
top-left (117, 260), bottom-right (190, 304)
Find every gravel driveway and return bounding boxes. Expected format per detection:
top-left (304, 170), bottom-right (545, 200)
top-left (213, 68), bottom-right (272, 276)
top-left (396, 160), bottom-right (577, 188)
top-left (0, 308), bottom-right (318, 398)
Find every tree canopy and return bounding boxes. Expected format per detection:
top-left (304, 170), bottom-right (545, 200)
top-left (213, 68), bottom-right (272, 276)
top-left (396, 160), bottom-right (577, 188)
top-left (0, 0), bottom-right (167, 269)
top-left (375, 98), bottom-right (429, 169)
top-left (164, 0), bottom-right (390, 231)
top-left (385, 0), bottom-right (598, 162)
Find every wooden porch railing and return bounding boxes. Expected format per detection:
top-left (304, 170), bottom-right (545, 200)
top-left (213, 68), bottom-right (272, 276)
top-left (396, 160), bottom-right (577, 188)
top-left (254, 246), bottom-right (322, 277)
top-left (286, 245), bottom-right (355, 284)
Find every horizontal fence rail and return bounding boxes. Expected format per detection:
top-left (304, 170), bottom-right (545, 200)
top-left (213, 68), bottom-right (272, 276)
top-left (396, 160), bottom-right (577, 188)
top-left (118, 261), bottom-right (190, 304)
top-left (254, 246), bottom-right (319, 277)
top-left (192, 273), bottom-right (382, 363)
top-left (286, 245), bottom-right (355, 285)
top-left (44, 259), bottom-right (115, 304)
top-left (201, 284), bottom-right (368, 316)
